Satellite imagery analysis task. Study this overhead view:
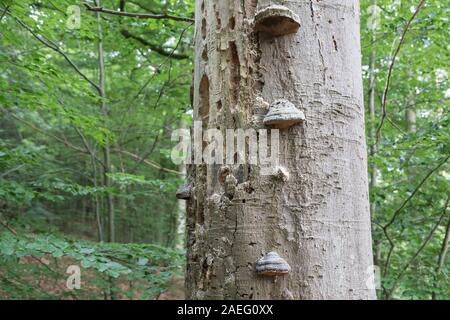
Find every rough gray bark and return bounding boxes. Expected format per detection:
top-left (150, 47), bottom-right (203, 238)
top-left (186, 0), bottom-right (375, 300)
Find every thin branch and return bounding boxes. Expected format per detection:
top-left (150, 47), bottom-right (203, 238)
top-left (5, 112), bottom-right (86, 153)
top-left (0, 220), bottom-right (18, 235)
top-left (113, 148), bottom-right (182, 175)
top-left (375, 0), bottom-right (426, 145)
top-left (385, 115), bottom-right (407, 135)
top-left (73, 125), bottom-right (105, 169)
top-left (432, 214), bottom-right (450, 299)
top-left (1, 165), bottom-right (25, 178)
top-left (383, 154), bottom-right (449, 230)
top-left (56, 97), bottom-right (106, 169)
top-left (0, 221), bottom-right (79, 299)
top-left (436, 217), bottom-right (450, 273)
top-left (30, 2), bottom-right (65, 14)
top-left (130, 133), bottom-right (160, 173)
top-left (12, 14), bottom-right (101, 93)
top-left (382, 153), bottom-right (450, 276)
top-left (130, 23), bottom-right (192, 103)
top-left (120, 29), bottom-right (189, 60)
top-left (387, 196), bottom-right (449, 299)
top-left (1, 109), bottom-right (104, 167)
top-left (83, 3), bottom-right (194, 23)
top-left (116, 22), bottom-right (192, 131)
top-left (0, 4), bottom-right (10, 23)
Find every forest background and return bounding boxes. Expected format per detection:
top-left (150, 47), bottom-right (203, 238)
top-left (0, 0), bottom-right (448, 300)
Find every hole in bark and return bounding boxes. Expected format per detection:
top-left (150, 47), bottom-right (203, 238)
top-left (200, 75), bottom-right (210, 153)
top-left (202, 45), bottom-right (208, 61)
top-left (244, 183), bottom-right (254, 194)
top-left (253, 33), bottom-right (264, 92)
top-left (219, 169), bottom-right (229, 186)
top-left (236, 165), bottom-right (244, 183)
top-left (216, 100), bottom-right (222, 111)
top-left (229, 16), bottom-right (236, 30)
top-left (227, 41), bottom-right (240, 107)
top-left (199, 74), bottom-right (210, 124)
top-left (201, 259), bottom-right (210, 288)
top-left (214, 5), bottom-right (221, 30)
top-left (197, 200), bottom-right (205, 225)
top-left (332, 35), bottom-right (338, 51)
top-left (201, 1), bottom-right (205, 13)
top-left (201, 18), bottom-right (207, 40)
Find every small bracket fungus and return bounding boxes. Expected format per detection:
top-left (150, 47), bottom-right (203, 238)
top-left (263, 99), bottom-right (305, 129)
top-left (176, 183), bottom-right (192, 200)
top-left (254, 5), bottom-right (301, 37)
top-left (219, 165), bottom-right (231, 184)
top-left (255, 252), bottom-right (291, 276)
top-left (224, 174), bottom-right (238, 199)
top-left (272, 165), bottom-right (290, 182)
top-left (251, 96), bottom-right (271, 127)
top-left (255, 96), bottom-right (270, 110)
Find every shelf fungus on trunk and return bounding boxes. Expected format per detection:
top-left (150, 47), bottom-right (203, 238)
top-left (263, 99), bottom-right (305, 129)
top-left (253, 5), bottom-right (301, 37)
top-left (272, 165), bottom-right (290, 182)
top-left (224, 174), bottom-right (238, 200)
top-left (255, 252), bottom-right (291, 277)
top-left (176, 183), bottom-right (192, 200)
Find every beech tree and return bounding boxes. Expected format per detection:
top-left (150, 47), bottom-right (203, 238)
top-left (186, 0), bottom-right (376, 299)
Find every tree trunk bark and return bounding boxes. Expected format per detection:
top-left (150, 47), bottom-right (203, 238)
top-left (96, 0), bottom-right (115, 243)
top-left (187, 0), bottom-right (375, 300)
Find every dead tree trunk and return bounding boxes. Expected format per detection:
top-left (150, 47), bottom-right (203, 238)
top-left (186, 0), bottom-right (376, 300)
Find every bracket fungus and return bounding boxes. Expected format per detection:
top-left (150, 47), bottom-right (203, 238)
top-left (263, 99), bottom-right (305, 129)
top-left (272, 165), bottom-right (290, 182)
top-left (254, 5), bottom-right (301, 37)
top-left (224, 174), bottom-right (238, 199)
top-left (255, 252), bottom-right (291, 276)
top-left (176, 183), bottom-right (192, 200)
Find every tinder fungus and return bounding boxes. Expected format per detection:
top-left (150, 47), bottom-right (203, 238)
top-left (254, 5), bottom-right (301, 37)
top-left (263, 99), bottom-right (305, 129)
top-left (256, 252), bottom-right (291, 276)
top-left (176, 183), bottom-right (192, 200)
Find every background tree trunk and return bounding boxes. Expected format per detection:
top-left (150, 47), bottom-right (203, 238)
top-left (367, 0), bottom-right (381, 272)
top-left (187, 0), bottom-right (376, 300)
top-left (96, 0), bottom-right (115, 243)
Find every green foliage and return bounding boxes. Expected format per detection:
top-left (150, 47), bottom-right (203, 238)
top-left (0, 0), bottom-right (448, 300)
top-left (0, 0), bottom-right (192, 244)
top-left (0, 0), bottom-right (191, 299)
top-left (0, 228), bottom-right (185, 299)
top-left (361, 0), bottom-right (449, 299)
